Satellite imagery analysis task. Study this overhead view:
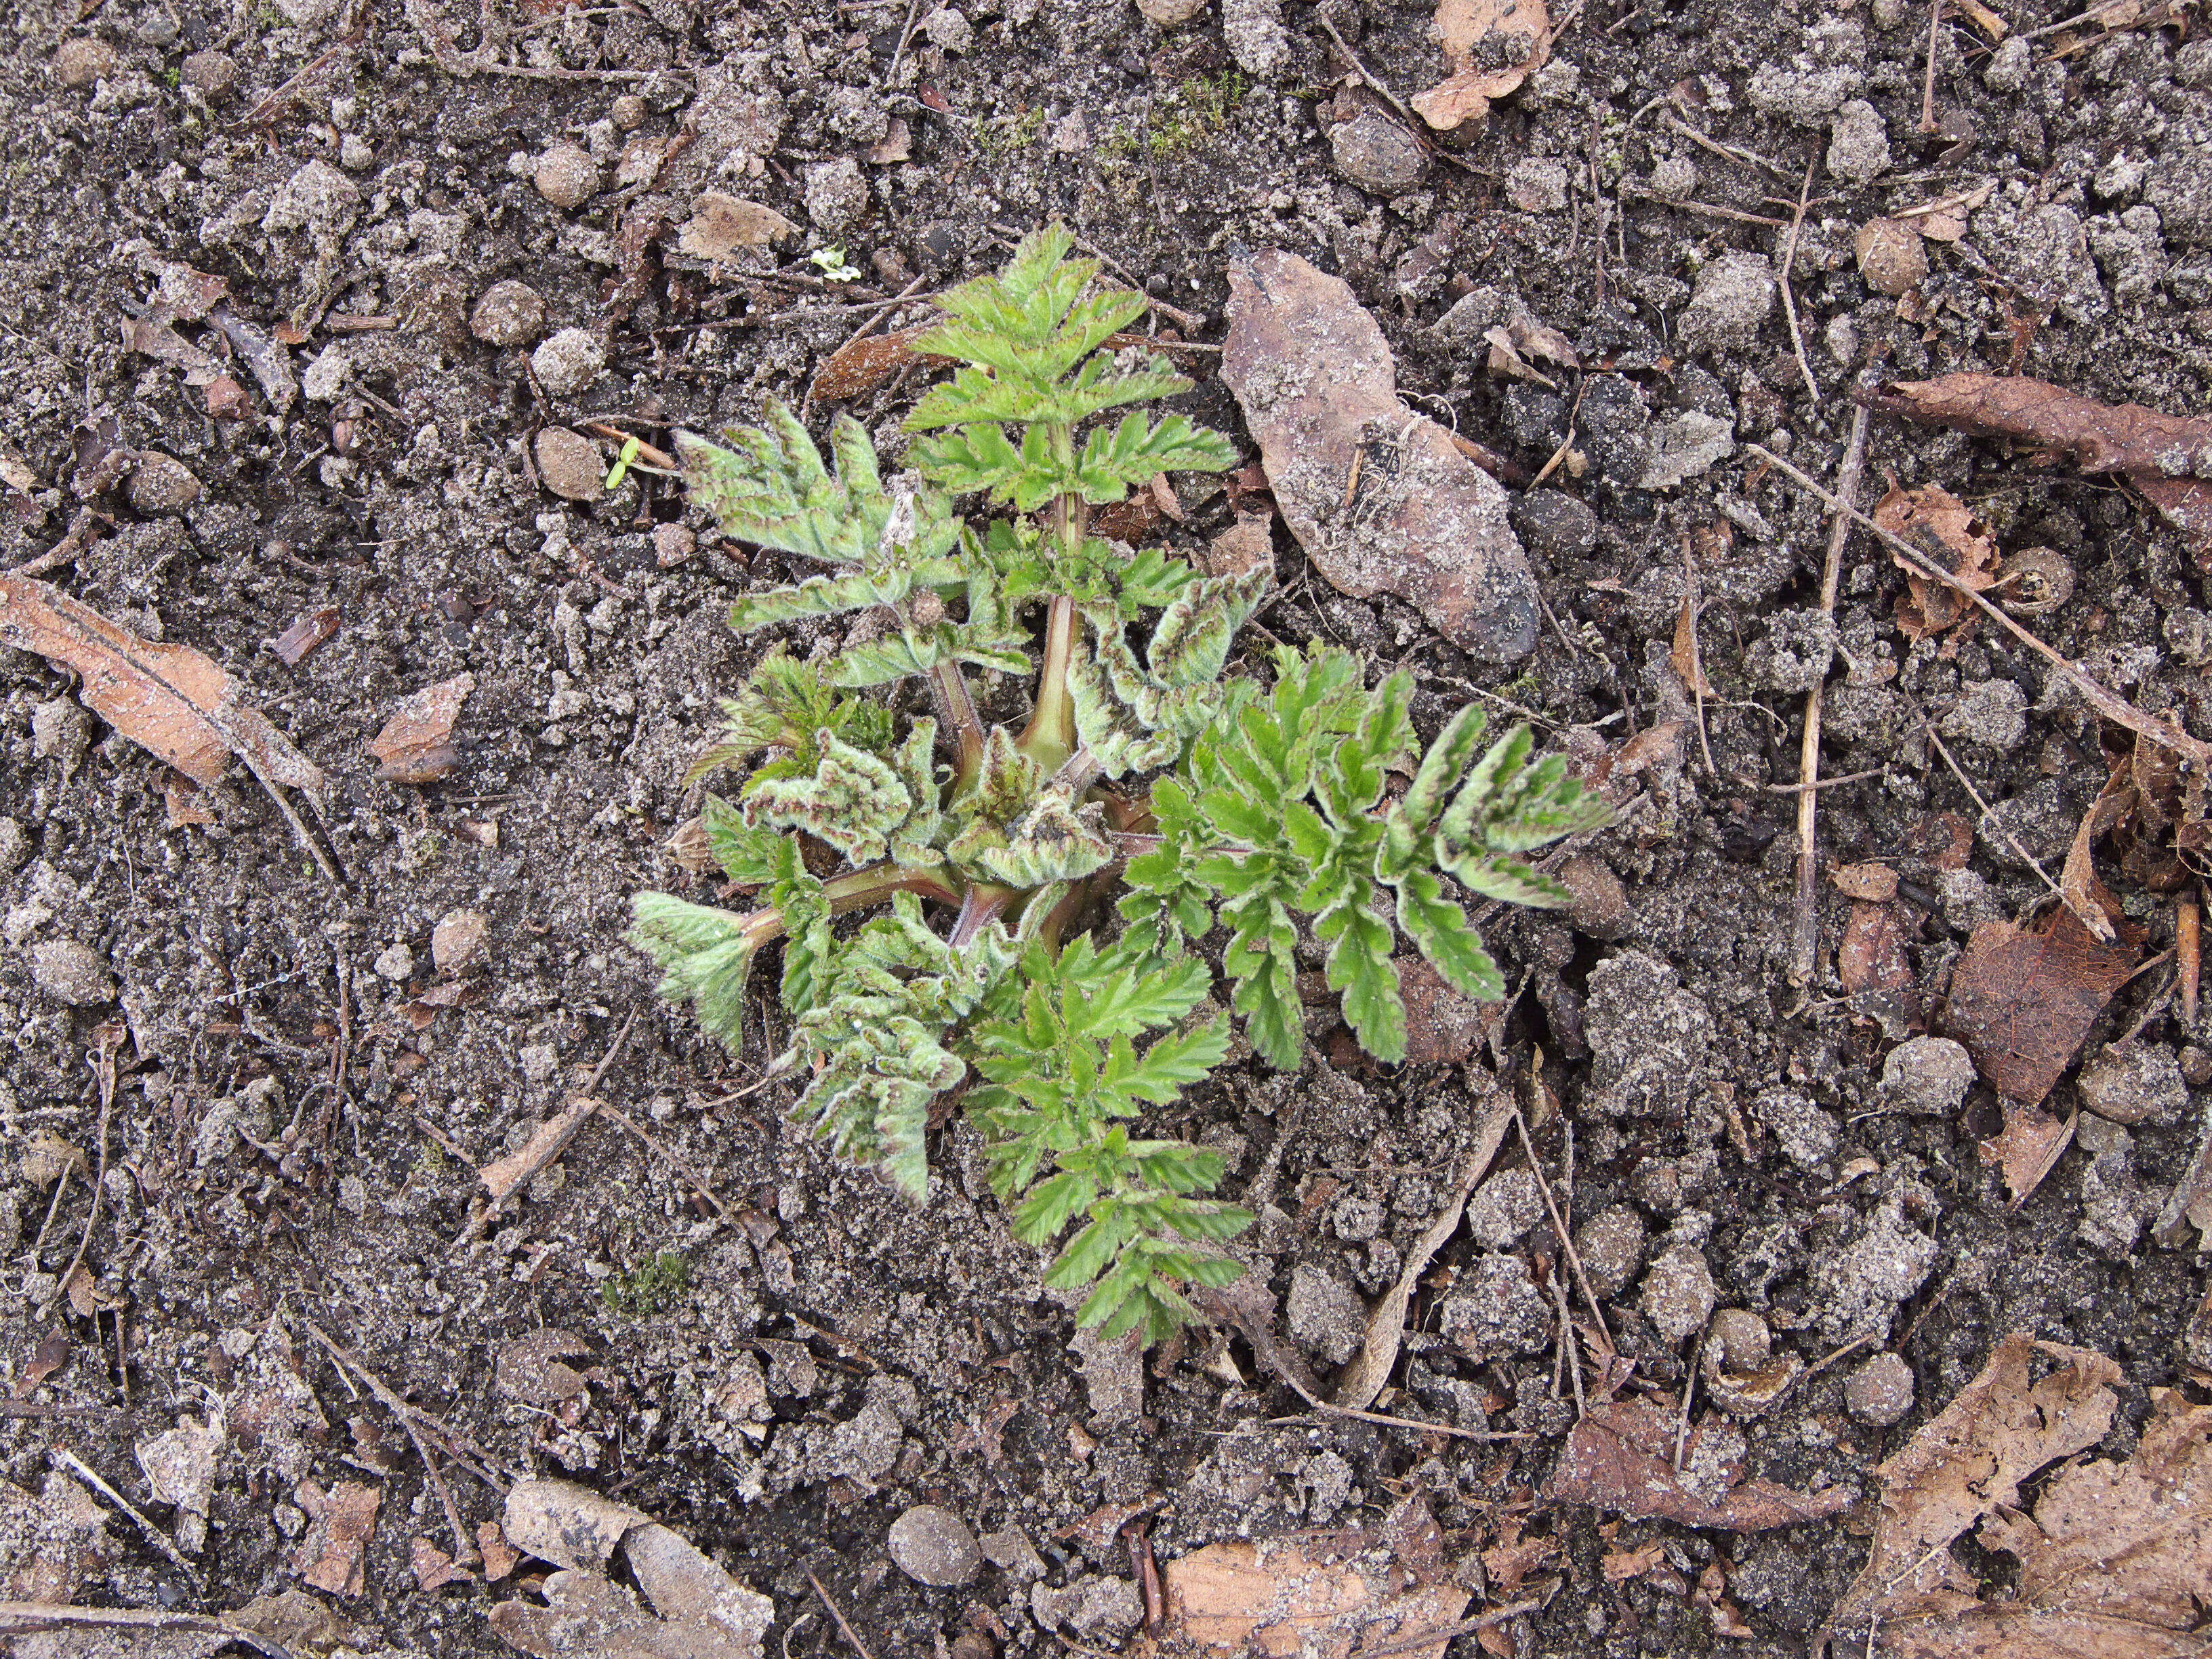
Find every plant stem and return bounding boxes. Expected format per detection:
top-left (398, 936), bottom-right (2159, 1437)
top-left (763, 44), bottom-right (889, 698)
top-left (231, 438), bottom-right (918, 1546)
top-left (929, 659), bottom-right (987, 784)
top-left (731, 861), bottom-right (964, 951)
top-left (949, 884), bottom-right (1016, 948)
top-left (1019, 594), bottom-right (1080, 771)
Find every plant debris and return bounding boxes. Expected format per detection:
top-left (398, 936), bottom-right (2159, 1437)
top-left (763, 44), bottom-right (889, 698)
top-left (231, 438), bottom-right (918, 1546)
top-left (1872, 484), bottom-right (1997, 643)
top-left (1820, 1335), bottom-right (2212, 1658)
top-left (1862, 373), bottom-right (2212, 567)
top-left (1411, 0), bottom-right (1551, 131)
top-left (291, 1479), bottom-right (381, 1599)
top-left (1222, 247), bottom-right (1541, 659)
top-left (1547, 1399), bottom-right (1854, 1530)
top-left (367, 672), bottom-right (473, 785)
top-left (1943, 907), bottom-right (2137, 1106)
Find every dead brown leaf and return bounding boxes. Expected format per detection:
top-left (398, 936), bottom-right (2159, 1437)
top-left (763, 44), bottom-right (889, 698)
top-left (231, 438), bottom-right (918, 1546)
top-left (270, 606), bottom-right (341, 667)
top-left (1976, 1100), bottom-right (2076, 1206)
top-left (1668, 590), bottom-right (1711, 697)
top-left (413, 1537), bottom-right (469, 1591)
top-left (0, 575), bottom-right (327, 803)
top-left (1838, 900), bottom-right (1914, 996)
top-left (1943, 907), bottom-right (2137, 1106)
top-left (1833, 861), bottom-right (1900, 901)
top-left (494, 1330), bottom-right (598, 1408)
top-left (1547, 1399), bottom-right (1855, 1530)
top-left (1820, 1337), bottom-right (2212, 1659)
top-left (1200, 512), bottom-right (1275, 579)
top-left (674, 192), bottom-right (797, 260)
top-left (478, 1521), bottom-right (519, 1583)
top-left (476, 1099), bottom-right (598, 1207)
top-left (368, 672), bottom-right (472, 785)
top-left (1862, 373), bottom-right (2212, 567)
top-left (1222, 249), bottom-right (1540, 661)
top-left (805, 323), bottom-right (949, 404)
top-left (1159, 1503), bottom-right (1470, 1657)
top-left (1411, 0), bottom-right (1551, 131)
top-left (13, 1329), bottom-right (72, 1397)
top-left (1872, 484), bottom-right (1997, 642)
top-left (291, 1479), bottom-right (381, 1598)
top-left (866, 117), bottom-right (912, 165)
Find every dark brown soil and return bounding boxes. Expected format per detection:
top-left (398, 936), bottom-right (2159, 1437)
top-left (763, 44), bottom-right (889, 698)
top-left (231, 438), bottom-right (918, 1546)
top-left (3, 1), bottom-right (2209, 1655)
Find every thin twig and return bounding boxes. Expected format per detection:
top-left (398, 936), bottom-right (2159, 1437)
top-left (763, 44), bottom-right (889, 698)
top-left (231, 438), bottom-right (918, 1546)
top-left (1620, 187), bottom-right (1790, 228)
top-left (800, 273), bottom-right (929, 421)
top-left (305, 1322), bottom-right (489, 1563)
top-left (53, 1449), bottom-right (198, 1582)
top-left (1317, 14), bottom-right (1425, 137)
top-left (1359, 1603), bottom-right (1547, 1658)
top-left (49, 1028), bottom-right (119, 1319)
top-left (1769, 766), bottom-right (1883, 793)
top-left (1674, 1328), bottom-right (1704, 1472)
top-left (1553, 1268), bottom-right (1586, 1418)
top-left (1663, 111), bottom-right (1792, 178)
top-left (884, 0), bottom-right (922, 87)
top-left (1511, 1103), bottom-right (1615, 1357)
top-left (1748, 441), bottom-right (2212, 771)
top-left (597, 1103), bottom-right (736, 1223)
top-left (808, 1570), bottom-right (878, 1659)
top-left (1924, 722), bottom-right (2070, 906)
top-left (1917, 0), bottom-right (1944, 134)
top-left (1680, 538), bottom-right (1718, 779)
top-left (0, 1603), bottom-right (293, 1659)
top-left (1778, 150), bottom-right (1822, 407)
top-left (2181, 895), bottom-right (2200, 1026)
top-left (1786, 407), bottom-right (1870, 988)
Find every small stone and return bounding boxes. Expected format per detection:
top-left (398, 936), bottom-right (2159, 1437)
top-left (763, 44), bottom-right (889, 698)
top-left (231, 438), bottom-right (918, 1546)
top-left (519, 1044), bottom-right (560, 1086)
top-left (1439, 1254), bottom-right (1551, 1360)
top-left (1329, 106), bottom-right (1426, 195)
top-left (979, 1525), bottom-right (1047, 1581)
top-left (530, 328), bottom-right (606, 396)
top-left (1509, 489), bottom-right (1599, 561)
top-left (1984, 35), bottom-right (2032, 93)
top-left (0, 819), bottom-right (30, 876)
top-left (1506, 157), bottom-right (1571, 214)
top-left (2076, 1042), bottom-right (2188, 1127)
top-left (1137, 0), bottom-right (1208, 19)
top-left (339, 133), bottom-right (374, 171)
top-left (887, 1504), bottom-right (981, 1588)
top-left (534, 428), bottom-right (605, 501)
top-left (1677, 253), bottom-right (1776, 354)
top-left (1286, 1264), bottom-right (1366, 1366)
top-left (30, 699), bottom-right (91, 767)
top-left (1939, 678), bottom-right (2028, 752)
top-left (1706, 1308), bottom-right (1771, 1372)
top-left (180, 50), bottom-right (236, 97)
top-left (921, 5), bottom-right (972, 52)
top-left (610, 94), bottom-right (647, 130)
top-left (1031, 1575), bottom-right (1144, 1642)
top-left (653, 523), bottom-right (696, 567)
top-left (802, 158), bottom-right (868, 233)
top-left (1843, 1351), bottom-right (1915, 1426)
top-left (1650, 154), bottom-right (1698, 201)
top-left (1754, 1089), bottom-right (1839, 1173)
top-left (1826, 99), bottom-right (1891, 184)
top-left (1332, 1195), bottom-right (1385, 1242)
top-left (1882, 1036), bottom-right (1974, 1115)
top-left (430, 909), bottom-right (488, 973)
top-left (1574, 1204), bottom-right (1645, 1298)
top-left (1855, 218), bottom-right (1927, 296)
top-left (56, 37), bottom-right (116, 88)
top-left (30, 939), bottom-right (113, 1006)
top-left (372, 941), bottom-right (415, 983)
top-left (534, 143), bottom-right (600, 210)
top-left (126, 454), bottom-right (200, 516)
top-left (1639, 1240), bottom-right (1716, 1345)
top-left (300, 344), bottom-right (348, 402)
top-left (472, 280), bottom-right (548, 346)
top-left (1464, 1168), bottom-right (1545, 1248)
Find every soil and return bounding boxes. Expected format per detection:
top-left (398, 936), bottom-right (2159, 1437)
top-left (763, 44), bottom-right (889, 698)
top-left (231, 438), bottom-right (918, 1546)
top-left (3, 1), bottom-right (2210, 1656)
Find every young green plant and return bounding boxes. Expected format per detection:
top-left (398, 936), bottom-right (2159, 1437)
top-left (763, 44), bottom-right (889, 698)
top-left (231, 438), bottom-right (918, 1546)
top-left (632, 226), bottom-right (1607, 1342)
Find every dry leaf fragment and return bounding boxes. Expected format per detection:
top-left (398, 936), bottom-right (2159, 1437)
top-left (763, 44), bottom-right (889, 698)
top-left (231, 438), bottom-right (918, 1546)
top-left (1862, 373), bottom-right (2212, 566)
top-left (1838, 899), bottom-right (1915, 996)
top-left (0, 575), bottom-right (327, 803)
top-left (478, 1521), bottom-right (520, 1582)
top-left (291, 1479), bottom-right (381, 1598)
top-left (270, 606), bottom-right (341, 666)
top-left (806, 323), bottom-right (951, 404)
top-left (1547, 1399), bottom-right (1855, 1530)
top-left (1872, 484), bottom-right (1997, 642)
top-left (495, 1330), bottom-right (598, 1408)
top-left (1833, 861), bottom-right (1900, 901)
top-left (1160, 1506), bottom-right (1470, 1657)
top-left (413, 1537), bottom-right (469, 1591)
top-left (1943, 907), bottom-right (2137, 1106)
top-left (1411, 0), bottom-right (1551, 131)
top-left (368, 672), bottom-right (472, 785)
top-left (1222, 249), bottom-right (1540, 660)
top-left (136, 1409), bottom-right (223, 1555)
top-left (14, 1329), bottom-right (73, 1398)
top-left (1977, 1099), bottom-right (2075, 1206)
top-left (675, 192), bottom-right (798, 260)
top-left (477, 1099), bottom-right (598, 1207)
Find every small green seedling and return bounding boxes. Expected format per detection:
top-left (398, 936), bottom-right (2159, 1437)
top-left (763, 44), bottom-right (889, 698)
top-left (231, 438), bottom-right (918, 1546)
top-left (808, 245), bottom-right (862, 283)
top-left (633, 227), bottom-right (1607, 1343)
top-left (604, 434), bottom-right (643, 492)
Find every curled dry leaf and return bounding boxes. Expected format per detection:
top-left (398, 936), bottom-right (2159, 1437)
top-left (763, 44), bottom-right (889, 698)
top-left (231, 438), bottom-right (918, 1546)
top-left (1549, 1399), bottom-right (1854, 1530)
top-left (1837, 899), bottom-right (1915, 998)
top-left (368, 672), bottom-right (472, 785)
top-left (270, 606), bottom-right (342, 667)
top-left (1862, 372), bottom-right (2212, 567)
top-left (1977, 1100), bottom-right (2075, 1206)
top-left (1872, 484), bottom-right (1996, 642)
top-left (0, 575), bottom-right (327, 813)
top-left (291, 1479), bottom-right (382, 1598)
top-left (476, 1099), bottom-right (598, 1207)
top-left (1223, 248), bottom-right (1540, 660)
top-left (1411, 0), bottom-right (1551, 131)
top-left (490, 1477), bottom-right (774, 1659)
top-left (1818, 1335), bottom-right (2212, 1659)
top-left (1943, 907), bottom-right (2137, 1106)
top-left (805, 323), bottom-right (950, 404)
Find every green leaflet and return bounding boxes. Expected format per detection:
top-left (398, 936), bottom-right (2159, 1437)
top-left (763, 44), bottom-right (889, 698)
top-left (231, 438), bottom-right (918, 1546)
top-left (628, 893), bottom-right (760, 1049)
top-left (741, 728), bottom-right (916, 865)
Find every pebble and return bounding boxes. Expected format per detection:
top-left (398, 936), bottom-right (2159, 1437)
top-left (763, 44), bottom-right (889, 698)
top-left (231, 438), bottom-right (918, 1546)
top-left (802, 158), bottom-right (868, 233)
top-left (534, 428), bottom-right (605, 501)
top-left (55, 37), bottom-right (116, 88)
top-left (887, 1504), bottom-right (981, 1587)
top-left (30, 939), bottom-right (113, 1006)
top-left (372, 941), bottom-right (415, 983)
top-left (1137, 0), bottom-right (1208, 19)
top-left (127, 453), bottom-right (201, 516)
top-left (534, 143), bottom-right (600, 210)
top-left (530, 329), bottom-right (606, 396)
top-left (610, 94), bottom-right (647, 130)
top-left (1574, 1204), bottom-right (1645, 1298)
top-left (0, 819), bottom-right (29, 876)
top-left (1506, 157), bottom-right (1570, 213)
top-left (1440, 1253), bottom-right (1552, 1361)
top-left (1650, 154), bottom-right (1698, 201)
top-left (1464, 1168), bottom-right (1546, 1248)
top-left (1881, 1036), bottom-right (1973, 1114)
top-left (1826, 99), bottom-right (1891, 184)
top-left (1855, 218), bottom-right (1927, 297)
top-left (2076, 1042), bottom-right (2188, 1127)
top-left (1329, 106), bottom-right (1427, 195)
top-left (1639, 1240), bottom-right (1717, 1345)
top-left (1286, 1264), bottom-right (1367, 1366)
top-left (431, 909), bottom-right (489, 973)
top-left (471, 280), bottom-right (548, 347)
top-left (1843, 1351), bottom-right (1916, 1426)
top-left (1754, 1088), bottom-right (1839, 1172)
top-left (180, 50), bottom-right (236, 98)
top-left (1677, 253), bottom-right (1776, 354)
top-left (921, 5), bottom-right (972, 53)
top-left (1509, 489), bottom-right (1598, 562)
